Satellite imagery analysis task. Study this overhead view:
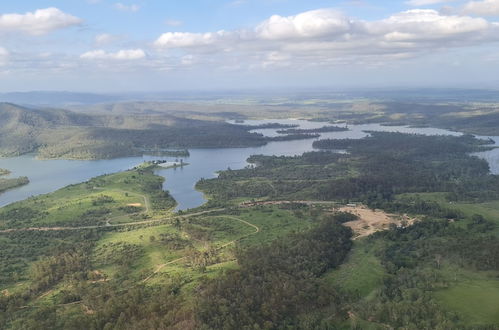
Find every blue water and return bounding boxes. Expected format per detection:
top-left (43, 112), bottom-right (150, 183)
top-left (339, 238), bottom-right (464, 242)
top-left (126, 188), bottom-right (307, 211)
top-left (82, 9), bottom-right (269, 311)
top-left (1, 119), bottom-right (495, 211)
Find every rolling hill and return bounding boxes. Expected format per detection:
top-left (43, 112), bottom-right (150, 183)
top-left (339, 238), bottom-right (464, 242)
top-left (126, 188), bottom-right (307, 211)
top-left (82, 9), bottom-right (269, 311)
top-left (0, 103), bottom-right (266, 159)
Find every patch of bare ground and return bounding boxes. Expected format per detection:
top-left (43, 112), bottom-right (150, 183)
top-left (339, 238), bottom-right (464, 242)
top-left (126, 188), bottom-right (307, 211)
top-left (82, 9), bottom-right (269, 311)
top-left (338, 205), bottom-right (416, 239)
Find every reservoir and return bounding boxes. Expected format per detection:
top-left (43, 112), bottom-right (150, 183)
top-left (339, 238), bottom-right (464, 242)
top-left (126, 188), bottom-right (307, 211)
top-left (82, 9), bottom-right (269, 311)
top-left (0, 120), bottom-right (495, 211)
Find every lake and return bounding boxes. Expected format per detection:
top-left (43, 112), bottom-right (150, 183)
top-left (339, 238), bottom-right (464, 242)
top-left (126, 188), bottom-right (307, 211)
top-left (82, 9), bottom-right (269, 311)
top-left (0, 119), bottom-right (496, 211)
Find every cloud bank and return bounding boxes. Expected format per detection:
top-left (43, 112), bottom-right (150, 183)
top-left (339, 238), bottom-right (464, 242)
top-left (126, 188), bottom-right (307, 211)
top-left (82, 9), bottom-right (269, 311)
top-left (153, 8), bottom-right (499, 69)
top-left (0, 7), bottom-right (82, 35)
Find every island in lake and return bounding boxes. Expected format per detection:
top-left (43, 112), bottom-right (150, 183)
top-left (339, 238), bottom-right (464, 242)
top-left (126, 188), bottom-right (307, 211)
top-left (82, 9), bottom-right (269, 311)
top-left (0, 168), bottom-right (29, 194)
top-left (150, 159), bottom-right (189, 169)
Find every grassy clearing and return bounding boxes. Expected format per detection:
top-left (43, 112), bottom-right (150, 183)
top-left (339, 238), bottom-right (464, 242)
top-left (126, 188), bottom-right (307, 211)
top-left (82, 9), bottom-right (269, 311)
top-left (435, 274), bottom-right (499, 326)
top-left (188, 216), bottom-right (257, 246)
top-left (95, 225), bottom-right (182, 277)
top-left (235, 206), bottom-right (313, 246)
top-left (324, 240), bottom-right (384, 299)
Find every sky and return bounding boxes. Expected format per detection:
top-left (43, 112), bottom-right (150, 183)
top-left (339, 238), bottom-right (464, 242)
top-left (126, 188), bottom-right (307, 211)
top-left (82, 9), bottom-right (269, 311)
top-left (0, 0), bottom-right (499, 92)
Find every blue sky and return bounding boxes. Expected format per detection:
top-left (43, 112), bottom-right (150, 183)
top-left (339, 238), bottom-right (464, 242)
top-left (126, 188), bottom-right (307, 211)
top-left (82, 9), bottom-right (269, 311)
top-left (0, 0), bottom-right (498, 92)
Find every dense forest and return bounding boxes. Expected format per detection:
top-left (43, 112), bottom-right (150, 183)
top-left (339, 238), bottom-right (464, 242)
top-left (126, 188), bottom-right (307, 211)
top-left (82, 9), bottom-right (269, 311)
top-left (196, 216), bottom-right (353, 329)
top-left (198, 132), bottom-right (497, 206)
top-left (195, 131), bottom-right (499, 328)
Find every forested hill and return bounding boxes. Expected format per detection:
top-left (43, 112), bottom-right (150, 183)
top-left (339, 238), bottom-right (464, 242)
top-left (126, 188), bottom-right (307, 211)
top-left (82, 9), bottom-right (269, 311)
top-left (0, 103), bottom-right (266, 159)
top-left (0, 103), bottom-right (96, 128)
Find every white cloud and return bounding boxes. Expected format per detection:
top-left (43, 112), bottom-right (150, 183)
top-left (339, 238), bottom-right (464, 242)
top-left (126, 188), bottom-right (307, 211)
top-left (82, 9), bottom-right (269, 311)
top-left (80, 49), bottom-right (146, 60)
top-left (255, 9), bottom-right (354, 40)
top-left (154, 31), bottom-right (234, 48)
top-left (462, 0), bottom-right (499, 16)
top-left (114, 3), bottom-right (141, 12)
top-left (154, 9), bottom-right (497, 56)
top-left (0, 7), bottom-right (82, 35)
top-left (149, 8), bottom-right (499, 74)
top-left (370, 9), bottom-right (490, 39)
top-left (406, 0), bottom-right (455, 6)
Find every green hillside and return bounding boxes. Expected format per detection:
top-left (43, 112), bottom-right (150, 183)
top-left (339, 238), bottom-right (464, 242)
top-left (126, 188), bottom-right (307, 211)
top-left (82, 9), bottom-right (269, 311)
top-left (0, 103), bottom-right (267, 159)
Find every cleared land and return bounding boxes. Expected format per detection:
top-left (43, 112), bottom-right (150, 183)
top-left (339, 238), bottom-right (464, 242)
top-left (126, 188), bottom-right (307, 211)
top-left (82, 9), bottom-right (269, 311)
top-left (338, 205), bottom-right (416, 239)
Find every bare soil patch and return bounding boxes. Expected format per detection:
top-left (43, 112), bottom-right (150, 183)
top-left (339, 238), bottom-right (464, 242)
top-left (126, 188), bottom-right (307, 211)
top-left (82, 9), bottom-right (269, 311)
top-left (338, 205), bottom-right (416, 239)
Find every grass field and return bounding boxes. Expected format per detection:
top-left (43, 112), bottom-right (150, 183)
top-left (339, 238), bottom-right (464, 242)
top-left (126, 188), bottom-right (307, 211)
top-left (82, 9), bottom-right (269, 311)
top-left (94, 224), bottom-right (183, 277)
top-left (324, 240), bottom-right (384, 299)
top-left (435, 274), bottom-right (499, 326)
top-left (235, 206), bottom-right (313, 246)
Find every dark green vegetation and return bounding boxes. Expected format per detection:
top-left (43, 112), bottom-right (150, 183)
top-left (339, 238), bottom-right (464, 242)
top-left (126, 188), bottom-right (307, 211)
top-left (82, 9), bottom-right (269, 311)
top-left (266, 133), bottom-right (320, 141)
top-left (0, 103), bottom-right (268, 159)
top-left (197, 132), bottom-right (499, 328)
top-left (0, 169), bottom-right (29, 194)
top-left (197, 217), bottom-right (353, 329)
top-left (199, 132), bottom-right (496, 205)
